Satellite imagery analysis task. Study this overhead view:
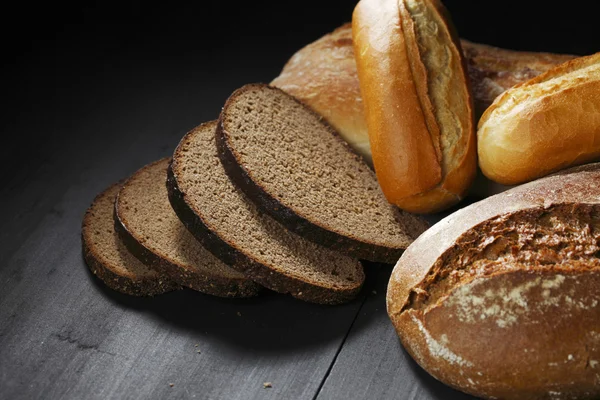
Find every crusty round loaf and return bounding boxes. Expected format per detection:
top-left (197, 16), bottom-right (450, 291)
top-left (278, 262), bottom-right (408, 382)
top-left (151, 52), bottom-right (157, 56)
top-left (478, 52), bottom-right (600, 185)
top-left (352, 0), bottom-right (477, 214)
top-left (387, 162), bottom-right (600, 399)
top-left (271, 23), bottom-right (574, 165)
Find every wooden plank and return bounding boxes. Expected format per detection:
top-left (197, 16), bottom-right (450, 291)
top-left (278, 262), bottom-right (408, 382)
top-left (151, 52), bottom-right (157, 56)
top-left (315, 265), bottom-right (477, 400)
top-left (0, 189), bottom-right (365, 399)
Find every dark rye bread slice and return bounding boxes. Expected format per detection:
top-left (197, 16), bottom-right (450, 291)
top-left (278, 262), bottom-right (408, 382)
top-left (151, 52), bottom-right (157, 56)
top-left (114, 158), bottom-right (261, 298)
top-left (82, 182), bottom-right (178, 296)
top-left (216, 84), bottom-right (429, 263)
top-left (167, 121), bottom-right (365, 305)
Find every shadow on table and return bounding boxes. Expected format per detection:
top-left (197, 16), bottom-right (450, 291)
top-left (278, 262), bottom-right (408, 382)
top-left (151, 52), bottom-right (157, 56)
top-left (87, 258), bottom-right (389, 354)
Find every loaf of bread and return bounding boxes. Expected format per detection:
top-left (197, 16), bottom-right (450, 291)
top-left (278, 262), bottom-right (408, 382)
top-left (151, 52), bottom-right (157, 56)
top-left (271, 24), bottom-right (573, 166)
top-left (387, 163), bottom-right (600, 399)
top-left (352, 0), bottom-right (476, 214)
top-left (478, 52), bottom-right (600, 185)
top-left (462, 39), bottom-right (575, 118)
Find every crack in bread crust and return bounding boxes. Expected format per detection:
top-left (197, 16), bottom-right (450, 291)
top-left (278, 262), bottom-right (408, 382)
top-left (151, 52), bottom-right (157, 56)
top-left (404, 203), bottom-right (600, 312)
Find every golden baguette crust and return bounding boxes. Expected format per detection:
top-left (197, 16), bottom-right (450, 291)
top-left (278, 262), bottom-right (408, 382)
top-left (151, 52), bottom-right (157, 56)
top-left (351, 0), bottom-right (476, 213)
top-left (478, 52), bottom-right (600, 185)
top-left (352, 0), bottom-right (443, 199)
top-left (387, 163), bottom-right (600, 399)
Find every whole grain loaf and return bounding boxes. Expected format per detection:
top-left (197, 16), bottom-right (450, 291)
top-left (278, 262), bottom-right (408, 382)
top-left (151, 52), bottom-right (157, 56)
top-left (387, 162), bottom-right (600, 399)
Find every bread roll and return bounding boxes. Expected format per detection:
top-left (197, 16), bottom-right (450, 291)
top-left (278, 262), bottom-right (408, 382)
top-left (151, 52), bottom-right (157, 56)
top-left (351, 0), bottom-right (476, 214)
top-left (387, 162), bottom-right (600, 399)
top-left (478, 52), bottom-right (600, 185)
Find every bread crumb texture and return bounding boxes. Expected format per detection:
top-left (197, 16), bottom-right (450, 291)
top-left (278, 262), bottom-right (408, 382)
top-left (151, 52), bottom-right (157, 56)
top-left (172, 121), bottom-right (364, 297)
top-left (221, 84), bottom-right (425, 249)
top-left (406, 203), bottom-right (600, 316)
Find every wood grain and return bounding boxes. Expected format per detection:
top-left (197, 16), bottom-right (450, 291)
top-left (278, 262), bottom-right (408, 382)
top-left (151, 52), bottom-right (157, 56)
top-left (315, 265), bottom-right (477, 400)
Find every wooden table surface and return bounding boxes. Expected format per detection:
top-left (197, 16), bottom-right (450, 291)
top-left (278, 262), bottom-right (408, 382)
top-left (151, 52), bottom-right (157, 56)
top-left (1, 2), bottom-right (596, 399)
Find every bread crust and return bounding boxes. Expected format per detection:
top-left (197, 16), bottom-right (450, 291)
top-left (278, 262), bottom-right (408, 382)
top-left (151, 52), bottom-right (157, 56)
top-left (352, 0), bottom-right (443, 199)
top-left (352, 0), bottom-right (476, 213)
top-left (113, 158), bottom-right (262, 298)
top-left (82, 183), bottom-right (179, 296)
top-left (462, 39), bottom-right (576, 117)
top-left (167, 121), bottom-right (364, 305)
top-left (478, 52), bottom-right (600, 185)
top-left (387, 162), bottom-right (600, 399)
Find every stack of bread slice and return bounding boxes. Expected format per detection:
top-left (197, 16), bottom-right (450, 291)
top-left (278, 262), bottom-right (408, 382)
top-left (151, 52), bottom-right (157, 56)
top-left (81, 84), bottom-right (428, 304)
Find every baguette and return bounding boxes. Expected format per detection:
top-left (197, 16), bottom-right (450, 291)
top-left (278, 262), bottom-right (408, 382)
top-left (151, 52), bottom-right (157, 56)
top-left (478, 52), bottom-right (600, 185)
top-left (271, 24), bottom-right (575, 208)
top-left (387, 163), bottom-right (600, 399)
top-left (352, 0), bottom-right (476, 214)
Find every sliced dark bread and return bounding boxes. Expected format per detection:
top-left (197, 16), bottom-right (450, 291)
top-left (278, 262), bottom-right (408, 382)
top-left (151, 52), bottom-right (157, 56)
top-left (114, 158), bottom-right (261, 298)
top-left (167, 121), bottom-right (365, 305)
top-left (82, 183), bottom-right (179, 296)
top-left (216, 84), bottom-right (429, 263)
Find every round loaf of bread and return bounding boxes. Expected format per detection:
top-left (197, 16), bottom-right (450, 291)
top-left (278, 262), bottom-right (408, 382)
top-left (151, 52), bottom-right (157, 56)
top-left (387, 163), bottom-right (600, 399)
top-left (352, 0), bottom-right (476, 214)
top-left (478, 52), bottom-right (600, 185)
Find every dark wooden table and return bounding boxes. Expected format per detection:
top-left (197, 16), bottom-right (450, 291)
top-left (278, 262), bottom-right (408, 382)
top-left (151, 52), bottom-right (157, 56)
top-left (1, 2), bottom-right (596, 399)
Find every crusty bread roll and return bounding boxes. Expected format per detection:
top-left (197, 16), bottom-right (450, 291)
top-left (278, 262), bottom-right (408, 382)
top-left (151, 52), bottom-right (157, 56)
top-left (352, 0), bottom-right (476, 214)
top-left (478, 52), bottom-right (600, 185)
top-left (387, 162), bottom-right (600, 399)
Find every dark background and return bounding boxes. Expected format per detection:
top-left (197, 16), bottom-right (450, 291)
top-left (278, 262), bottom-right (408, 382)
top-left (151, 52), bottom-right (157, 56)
top-left (3, 0), bottom-right (598, 130)
top-left (3, 0), bottom-right (597, 151)
top-left (1, 0), bottom-right (598, 211)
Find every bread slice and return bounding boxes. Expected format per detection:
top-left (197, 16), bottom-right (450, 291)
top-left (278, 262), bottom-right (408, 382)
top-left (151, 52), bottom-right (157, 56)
top-left (167, 121), bottom-right (365, 305)
top-left (114, 158), bottom-right (262, 298)
top-left (216, 84), bottom-right (429, 263)
top-left (82, 183), bottom-right (178, 296)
